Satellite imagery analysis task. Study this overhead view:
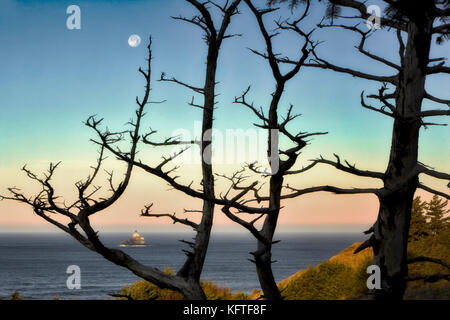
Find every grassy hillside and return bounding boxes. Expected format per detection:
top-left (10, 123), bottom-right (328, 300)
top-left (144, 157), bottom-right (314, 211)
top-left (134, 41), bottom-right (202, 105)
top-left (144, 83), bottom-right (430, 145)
top-left (274, 243), bottom-right (373, 300)
top-left (272, 234), bottom-right (450, 300)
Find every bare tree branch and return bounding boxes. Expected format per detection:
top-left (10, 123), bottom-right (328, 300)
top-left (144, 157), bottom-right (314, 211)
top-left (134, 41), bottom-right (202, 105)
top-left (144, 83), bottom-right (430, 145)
top-left (310, 154), bottom-right (385, 179)
top-left (424, 91), bottom-right (450, 106)
top-left (141, 203), bottom-right (199, 230)
top-left (408, 256), bottom-right (450, 270)
top-left (418, 182), bottom-right (450, 200)
top-left (406, 273), bottom-right (450, 282)
top-left (420, 109), bottom-right (450, 117)
top-left (280, 184), bottom-right (380, 199)
top-left (417, 163), bottom-right (450, 181)
top-left (159, 72), bottom-right (205, 94)
top-left (327, 0), bottom-right (407, 31)
top-left (427, 62), bottom-right (450, 74)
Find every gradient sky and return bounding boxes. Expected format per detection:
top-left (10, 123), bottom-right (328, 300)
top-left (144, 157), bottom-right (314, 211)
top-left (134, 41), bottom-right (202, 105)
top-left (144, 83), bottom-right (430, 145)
top-left (0, 0), bottom-right (449, 233)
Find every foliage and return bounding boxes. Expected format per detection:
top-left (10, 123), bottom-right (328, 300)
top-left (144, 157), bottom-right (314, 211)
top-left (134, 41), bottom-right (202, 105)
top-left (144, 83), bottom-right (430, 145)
top-left (9, 290), bottom-right (23, 300)
top-left (426, 195), bottom-right (449, 237)
top-left (409, 195), bottom-right (449, 242)
top-left (281, 258), bottom-right (372, 300)
top-left (118, 268), bottom-right (249, 300)
top-left (409, 196), bottom-right (429, 241)
top-left (408, 229), bottom-right (450, 278)
top-left (201, 281), bottom-right (248, 300)
top-left (118, 268), bottom-right (184, 300)
top-left (406, 227), bottom-right (450, 299)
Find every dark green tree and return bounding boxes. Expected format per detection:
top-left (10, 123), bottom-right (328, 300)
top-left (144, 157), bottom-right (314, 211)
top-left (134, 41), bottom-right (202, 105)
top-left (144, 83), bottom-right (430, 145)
top-left (426, 195), bottom-right (449, 237)
top-left (409, 197), bottom-right (429, 242)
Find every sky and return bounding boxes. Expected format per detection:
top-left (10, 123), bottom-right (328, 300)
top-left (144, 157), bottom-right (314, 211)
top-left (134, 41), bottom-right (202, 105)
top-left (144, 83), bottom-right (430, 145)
top-left (0, 0), bottom-right (449, 233)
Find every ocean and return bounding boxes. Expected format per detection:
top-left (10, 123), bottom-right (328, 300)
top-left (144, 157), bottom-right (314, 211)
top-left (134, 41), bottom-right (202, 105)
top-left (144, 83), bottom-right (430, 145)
top-left (0, 232), bottom-right (365, 300)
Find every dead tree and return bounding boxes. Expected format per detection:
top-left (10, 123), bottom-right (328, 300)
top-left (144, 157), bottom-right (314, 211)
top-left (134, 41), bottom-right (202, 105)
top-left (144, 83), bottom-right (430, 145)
top-left (0, 0), bottom-right (244, 299)
top-left (135, 0), bottom-right (243, 297)
top-left (0, 39), bottom-right (209, 299)
top-left (273, 0), bottom-right (450, 299)
top-left (217, 0), bottom-right (327, 300)
top-left (83, 0), bottom-right (246, 298)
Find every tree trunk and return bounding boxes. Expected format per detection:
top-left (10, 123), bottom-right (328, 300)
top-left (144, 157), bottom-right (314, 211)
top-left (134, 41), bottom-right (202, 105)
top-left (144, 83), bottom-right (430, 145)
top-left (170, 0), bottom-right (241, 298)
top-left (254, 174), bottom-right (283, 300)
top-left (253, 85), bottom-right (285, 300)
top-left (371, 14), bottom-right (433, 300)
top-left (177, 45), bottom-right (218, 299)
top-left (254, 249), bottom-right (282, 300)
top-left (182, 281), bottom-right (207, 300)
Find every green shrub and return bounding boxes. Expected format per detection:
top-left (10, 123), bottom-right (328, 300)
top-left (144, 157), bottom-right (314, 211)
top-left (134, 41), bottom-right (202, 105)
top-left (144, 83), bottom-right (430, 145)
top-left (201, 280), bottom-right (248, 300)
top-left (118, 268), bottom-right (249, 300)
top-left (10, 290), bottom-right (22, 300)
top-left (118, 268), bottom-right (184, 300)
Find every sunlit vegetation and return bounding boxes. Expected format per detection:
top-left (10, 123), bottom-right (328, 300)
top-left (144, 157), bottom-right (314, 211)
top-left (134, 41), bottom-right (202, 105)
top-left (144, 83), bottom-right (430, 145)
top-left (118, 268), bottom-right (248, 300)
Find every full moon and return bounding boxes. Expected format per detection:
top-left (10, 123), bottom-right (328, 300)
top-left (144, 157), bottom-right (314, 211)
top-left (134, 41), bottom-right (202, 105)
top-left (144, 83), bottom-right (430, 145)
top-left (128, 34), bottom-right (141, 48)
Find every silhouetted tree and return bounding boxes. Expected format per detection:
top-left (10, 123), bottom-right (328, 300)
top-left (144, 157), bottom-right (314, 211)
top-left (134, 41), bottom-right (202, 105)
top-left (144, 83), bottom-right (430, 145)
top-left (0, 39), bottom-right (205, 297)
top-left (217, 0), bottom-right (329, 300)
top-left (127, 0), bottom-right (244, 298)
top-left (0, 0), bottom-right (248, 300)
top-left (271, 0), bottom-right (450, 299)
